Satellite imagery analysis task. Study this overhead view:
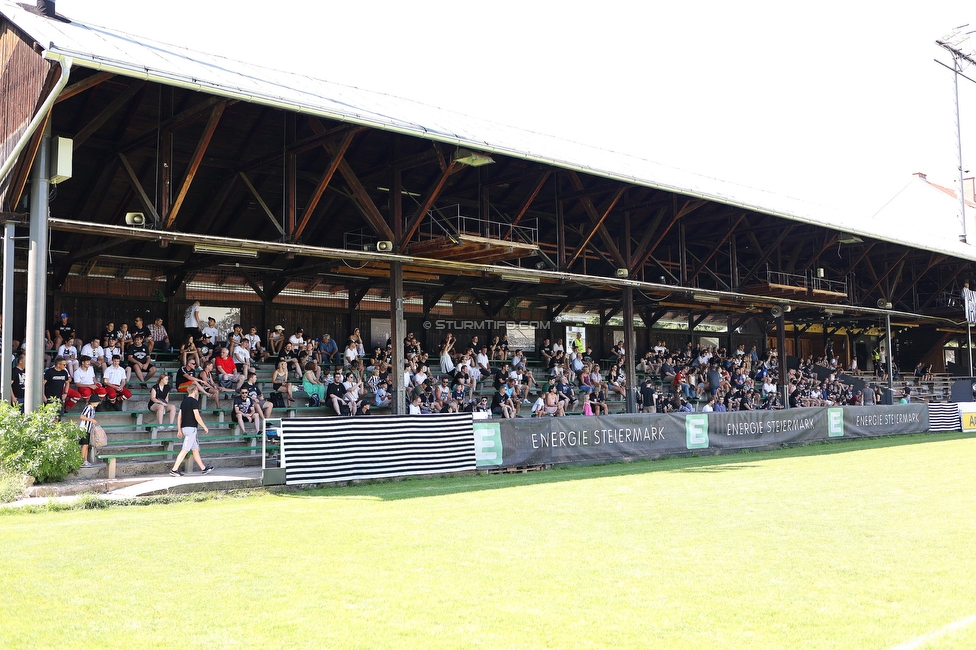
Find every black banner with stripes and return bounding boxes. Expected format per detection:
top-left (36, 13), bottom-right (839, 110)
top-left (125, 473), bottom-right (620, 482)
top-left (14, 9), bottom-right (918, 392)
top-left (281, 413), bottom-right (476, 485)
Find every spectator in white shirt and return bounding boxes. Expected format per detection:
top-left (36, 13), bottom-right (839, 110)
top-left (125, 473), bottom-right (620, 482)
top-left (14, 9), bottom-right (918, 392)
top-left (200, 317), bottom-right (219, 347)
top-left (80, 336), bottom-right (106, 374)
top-left (58, 335), bottom-right (80, 375)
top-left (244, 326), bottom-right (267, 362)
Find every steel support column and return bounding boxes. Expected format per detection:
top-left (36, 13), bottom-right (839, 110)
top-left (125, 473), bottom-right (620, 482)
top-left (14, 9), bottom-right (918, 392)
top-left (623, 286), bottom-right (637, 413)
top-left (25, 123), bottom-right (51, 412)
top-left (777, 312), bottom-right (788, 409)
top-left (885, 312), bottom-right (894, 404)
top-left (1, 222), bottom-right (14, 403)
top-left (390, 260), bottom-right (406, 414)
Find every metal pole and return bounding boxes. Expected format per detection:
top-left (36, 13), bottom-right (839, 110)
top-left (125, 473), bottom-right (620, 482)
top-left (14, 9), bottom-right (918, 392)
top-left (1, 222), bottom-right (14, 403)
top-left (885, 312), bottom-right (894, 404)
top-left (969, 321), bottom-right (974, 376)
top-left (390, 260), bottom-right (406, 414)
top-left (777, 313), bottom-right (788, 408)
top-left (24, 122), bottom-right (51, 413)
top-left (622, 286), bottom-right (637, 413)
top-left (954, 58), bottom-right (969, 243)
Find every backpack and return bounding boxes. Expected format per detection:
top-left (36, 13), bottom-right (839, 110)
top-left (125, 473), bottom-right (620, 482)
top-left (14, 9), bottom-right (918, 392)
top-left (90, 424), bottom-right (108, 450)
top-left (270, 391), bottom-right (285, 408)
top-left (308, 394), bottom-right (320, 407)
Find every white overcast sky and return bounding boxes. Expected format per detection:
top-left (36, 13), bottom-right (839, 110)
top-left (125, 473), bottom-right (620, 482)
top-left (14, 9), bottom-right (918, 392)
top-left (58, 0), bottom-right (976, 227)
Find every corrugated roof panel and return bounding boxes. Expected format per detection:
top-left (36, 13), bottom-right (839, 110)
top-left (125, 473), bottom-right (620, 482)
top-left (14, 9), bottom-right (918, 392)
top-left (3, 0), bottom-right (976, 262)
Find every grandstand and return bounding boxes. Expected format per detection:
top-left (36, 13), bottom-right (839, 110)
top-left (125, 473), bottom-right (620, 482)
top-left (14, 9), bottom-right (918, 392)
top-left (1, 1), bottom-right (975, 483)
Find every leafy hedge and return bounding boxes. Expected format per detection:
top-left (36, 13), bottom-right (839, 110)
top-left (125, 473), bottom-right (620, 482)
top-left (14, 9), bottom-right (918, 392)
top-left (0, 401), bottom-right (83, 483)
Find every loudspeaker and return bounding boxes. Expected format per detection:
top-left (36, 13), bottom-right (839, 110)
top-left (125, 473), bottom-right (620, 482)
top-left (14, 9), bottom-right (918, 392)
top-left (877, 298), bottom-right (892, 309)
top-left (614, 268), bottom-right (629, 278)
top-left (770, 306), bottom-right (783, 318)
top-left (376, 240), bottom-right (394, 252)
top-left (124, 212), bottom-right (145, 226)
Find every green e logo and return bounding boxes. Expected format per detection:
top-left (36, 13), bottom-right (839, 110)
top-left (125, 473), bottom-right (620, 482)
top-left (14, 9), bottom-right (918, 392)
top-left (686, 414), bottom-right (709, 449)
top-left (474, 421), bottom-right (503, 466)
top-left (828, 408), bottom-right (844, 437)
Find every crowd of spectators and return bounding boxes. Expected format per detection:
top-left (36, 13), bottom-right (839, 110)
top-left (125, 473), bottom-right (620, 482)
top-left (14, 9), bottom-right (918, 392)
top-left (5, 302), bottom-right (919, 421)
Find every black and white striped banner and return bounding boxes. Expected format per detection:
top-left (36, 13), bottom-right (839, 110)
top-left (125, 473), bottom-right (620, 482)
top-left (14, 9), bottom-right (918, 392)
top-left (929, 403), bottom-right (961, 432)
top-left (281, 413), bottom-right (476, 485)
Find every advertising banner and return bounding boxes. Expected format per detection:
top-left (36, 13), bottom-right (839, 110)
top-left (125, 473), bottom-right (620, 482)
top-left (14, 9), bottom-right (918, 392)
top-left (841, 404), bottom-right (929, 437)
top-left (476, 405), bottom-right (934, 469)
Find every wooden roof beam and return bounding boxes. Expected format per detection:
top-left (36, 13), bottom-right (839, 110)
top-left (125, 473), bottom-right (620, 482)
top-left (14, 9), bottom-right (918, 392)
top-left (293, 129), bottom-right (357, 241)
top-left (165, 100), bottom-right (226, 228)
top-left (567, 185), bottom-right (626, 270)
top-left (56, 71), bottom-right (115, 103)
top-left (566, 171), bottom-right (627, 269)
top-left (72, 80), bottom-right (145, 150)
top-left (308, 117), bottom-right (395, 242)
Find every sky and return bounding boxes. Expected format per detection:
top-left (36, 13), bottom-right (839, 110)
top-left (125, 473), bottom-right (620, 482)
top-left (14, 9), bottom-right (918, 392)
top-left (55, 0), bottom-right (976, 231)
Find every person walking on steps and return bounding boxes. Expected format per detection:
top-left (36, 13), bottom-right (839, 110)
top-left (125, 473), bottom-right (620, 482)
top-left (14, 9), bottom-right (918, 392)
top-left (170, 385), bottom-right (214, 477)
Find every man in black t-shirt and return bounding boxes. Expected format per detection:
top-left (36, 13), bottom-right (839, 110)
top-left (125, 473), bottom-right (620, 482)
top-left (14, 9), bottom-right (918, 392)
top-left (10, 355), bottom-right (25, 410)
top-left (126, 334), bottom-right (156, 385)
top-left (169, 385), bottom-right (214, 477)
top-left (43, 356), bottom-right (81, 409)
top-left (130, 316), bottom-right (151, 344)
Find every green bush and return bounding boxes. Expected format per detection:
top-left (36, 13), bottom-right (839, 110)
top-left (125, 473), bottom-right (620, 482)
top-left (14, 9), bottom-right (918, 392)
top-left (0, 470), bottom-right (30, 503)
top-left (0, 401), bottom-right (83, 483)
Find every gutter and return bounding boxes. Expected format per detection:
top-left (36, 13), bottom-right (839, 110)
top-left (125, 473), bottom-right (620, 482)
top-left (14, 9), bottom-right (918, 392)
top-left (0, 56), bottom-right (72, 190)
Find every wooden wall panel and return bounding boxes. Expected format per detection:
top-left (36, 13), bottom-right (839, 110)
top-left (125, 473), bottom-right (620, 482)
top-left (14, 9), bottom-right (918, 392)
top-left (0, 18), bottom-right (52, 210)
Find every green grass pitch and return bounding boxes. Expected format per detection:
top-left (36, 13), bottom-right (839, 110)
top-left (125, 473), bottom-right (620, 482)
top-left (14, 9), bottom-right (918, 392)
top-left (2, 432), bottom-right (975, 649)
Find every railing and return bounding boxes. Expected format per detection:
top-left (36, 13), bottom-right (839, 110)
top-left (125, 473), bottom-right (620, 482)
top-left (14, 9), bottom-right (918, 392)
top-left (420, 204), bottom-right (539, 245)
top-left (343, 229), bottom-right (377, 251)
top-left (763, 270), bottom-right (847, 295)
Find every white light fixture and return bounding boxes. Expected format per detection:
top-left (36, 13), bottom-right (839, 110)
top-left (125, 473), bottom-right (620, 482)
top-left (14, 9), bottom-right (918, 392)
top-left (692, 293), bottom-right (720, 303)
top-left (194, 243), bottom-right (259, 258)
top-left (453, 148), bottom-right (495, 167)
top-left (837, 234), bottom-right (863, 244)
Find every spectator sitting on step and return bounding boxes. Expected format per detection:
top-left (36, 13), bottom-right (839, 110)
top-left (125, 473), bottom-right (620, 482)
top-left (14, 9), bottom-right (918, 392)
top-left (490, 384), bottom-right (516, 419)
top-left (348, 328), bottom-right (365, 357)
top-left (57, 334), bottom-right (80, 377)
top-left (102, 354), bottom-right (132, 411)
top-left (127, 333), bottom-right (156, 386)
top-left (148, 373), bottom-right (177, 430)
top-left (148, 316), bottom-right (171, 353)
top-left (73, 355), bottom-right (108, 408)
top-left (303, 362), bottom-right (327, 408)
top-left (324, 370), bottom-right (349, 415)
top-left (243, 371), bottom-right (273, 421)
top-left (228, 324), bottom-right (245, 354)
top-left (271, 360), bottom-right (295, 405)
top-left (200, 317), bottom-right (219, 350)
top-left (268, 325), bottom-right (285, 355)
top-left (80, 335), bottom-right (106, 375)
top-left (277, 341), bottom-right (303, 379)
top-left (215, 347), bottom-right (245, 390)
top-left (318, 333), bottom-right (338, 366)
top-left (43, 357), bottom-right (81, 411)
top-left (232, 338), bottom-right (251, 377)
top-left (233, 387), bottom-right (259, 434)
top-left (245, 326), bottom-right (268, 363)
top-left (180, 335), bottom-right (200, 368)
top-left (374, 380), bottom-right (391, 408)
